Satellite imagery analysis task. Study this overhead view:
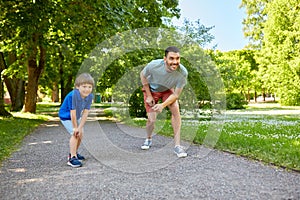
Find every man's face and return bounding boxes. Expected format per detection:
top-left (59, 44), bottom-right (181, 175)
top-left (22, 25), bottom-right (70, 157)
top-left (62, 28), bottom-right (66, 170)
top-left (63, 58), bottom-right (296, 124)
top-left (164, 52), bottom-right (180, 72)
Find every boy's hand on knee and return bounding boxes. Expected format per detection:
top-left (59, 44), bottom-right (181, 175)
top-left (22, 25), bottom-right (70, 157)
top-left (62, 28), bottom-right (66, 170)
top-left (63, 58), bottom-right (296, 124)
top-left (74, 131), bottom-right (80, 138)
top-left (73, 128), bottom-right (80, 138)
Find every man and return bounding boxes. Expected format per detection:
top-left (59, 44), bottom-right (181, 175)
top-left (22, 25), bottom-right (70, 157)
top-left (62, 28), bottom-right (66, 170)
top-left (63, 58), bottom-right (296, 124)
top-left (140, 46), bottom-right (188, 158)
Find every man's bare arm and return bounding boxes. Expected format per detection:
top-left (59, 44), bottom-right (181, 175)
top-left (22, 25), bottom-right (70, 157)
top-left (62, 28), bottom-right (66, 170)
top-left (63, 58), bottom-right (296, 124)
top-left (140, 71), bottom-right (155, 106)
top-left (152, 87), bottom-right (183, 112)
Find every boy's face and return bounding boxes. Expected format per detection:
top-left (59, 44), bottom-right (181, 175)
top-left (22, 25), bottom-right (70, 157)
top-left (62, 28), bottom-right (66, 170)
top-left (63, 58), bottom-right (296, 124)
top-left (76, 83), bottom-right (93, 98)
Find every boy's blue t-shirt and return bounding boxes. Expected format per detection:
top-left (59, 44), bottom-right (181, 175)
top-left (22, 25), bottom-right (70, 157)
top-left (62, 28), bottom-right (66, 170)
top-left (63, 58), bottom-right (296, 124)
top-left (59, 89), bottom-right (93, 121)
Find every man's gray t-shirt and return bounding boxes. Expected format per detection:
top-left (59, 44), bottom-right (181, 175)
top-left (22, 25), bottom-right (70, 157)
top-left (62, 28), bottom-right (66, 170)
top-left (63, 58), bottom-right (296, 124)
top-left (142, 59), bottom-right (188, 92)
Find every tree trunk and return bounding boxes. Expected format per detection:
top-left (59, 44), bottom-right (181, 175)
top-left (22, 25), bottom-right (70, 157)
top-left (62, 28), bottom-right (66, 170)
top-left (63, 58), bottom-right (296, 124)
top-left (23, 35), bottom-right (46, 113)
top-left (0, 78), bottom-right (11, 117)
top-left (58, 50), bottom-right (73, 103)
top-left (247, 88), bottom-right (251, 102)
top-left (0, 52), bottom-right (12, 117)
top-left (5, 78), bottom-right (25, 111)
top-left (52, 82), bottom-right (59, 102)
top-left (0, 52), bottom-right (26, 111)
top-left (60, 72), bottom-right (73, 102)
top-left (262, 88), bottom-right (266, 102)
top-left (65, 74), bottom-right (74, 96)
top-left (59, 53), bottom-right (65, 103)
top-left (24, 67), bottom-right (39, 113)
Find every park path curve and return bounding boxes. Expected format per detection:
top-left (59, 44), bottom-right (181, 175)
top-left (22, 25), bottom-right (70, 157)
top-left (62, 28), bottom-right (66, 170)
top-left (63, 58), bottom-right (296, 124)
top-left (0, 113), bottom-right (299, 199)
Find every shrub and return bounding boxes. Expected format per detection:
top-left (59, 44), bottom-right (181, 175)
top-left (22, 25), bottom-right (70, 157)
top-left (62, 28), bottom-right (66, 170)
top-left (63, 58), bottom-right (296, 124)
top-left (129, 89), bottom-right (147, 118)
top-left (226, 93), bottom-right (247, 109)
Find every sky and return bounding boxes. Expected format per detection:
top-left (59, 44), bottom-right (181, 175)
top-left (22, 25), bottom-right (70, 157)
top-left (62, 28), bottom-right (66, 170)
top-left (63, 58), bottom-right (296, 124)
top-left (172, 0), bottom-right (248, 51)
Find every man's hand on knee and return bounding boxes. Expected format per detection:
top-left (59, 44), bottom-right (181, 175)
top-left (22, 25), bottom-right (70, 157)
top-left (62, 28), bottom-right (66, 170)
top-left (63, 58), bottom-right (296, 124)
top-left (152, 104), bottom-right (164, 113)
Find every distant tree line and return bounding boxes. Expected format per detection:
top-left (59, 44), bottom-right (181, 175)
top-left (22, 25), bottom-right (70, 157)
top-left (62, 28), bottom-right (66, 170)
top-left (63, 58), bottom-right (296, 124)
top-left (0, 0), bottom-right (299, 117)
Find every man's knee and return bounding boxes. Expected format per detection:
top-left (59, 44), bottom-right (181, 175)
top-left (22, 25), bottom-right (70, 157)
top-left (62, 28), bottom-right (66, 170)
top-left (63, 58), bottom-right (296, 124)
top-left (169, 102), bottom-right (180, 111)
top-left (147, 118), bottom-right (156, 125)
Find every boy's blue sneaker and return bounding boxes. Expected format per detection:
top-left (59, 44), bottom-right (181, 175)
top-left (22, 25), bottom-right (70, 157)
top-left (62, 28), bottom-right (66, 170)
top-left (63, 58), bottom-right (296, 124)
top-left (141, 139), bottom-right (152, 150)
top-left (68, 153), bottom-right (85, 161)
top-left (67, 156), bottom-right (82, 168)
top-left (76, 153), bottom-right (85, 161)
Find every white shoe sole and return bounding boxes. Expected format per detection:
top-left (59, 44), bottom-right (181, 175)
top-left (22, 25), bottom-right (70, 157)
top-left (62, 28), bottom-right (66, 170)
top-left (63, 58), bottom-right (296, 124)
top-left (141, 145), bottom-right (150, 150)
top-left (67, 161), bottom-right (82, 168)
top-left (175, 152), bottom-right (188, 158)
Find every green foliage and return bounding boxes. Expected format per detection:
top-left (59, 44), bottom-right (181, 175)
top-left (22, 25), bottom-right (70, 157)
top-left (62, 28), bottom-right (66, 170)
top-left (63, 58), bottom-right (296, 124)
top-left (0, 0), bottom-right (181, 112)
top-left (129, 88), bottom-right (147, 118)
top-left (261, 0), bottom-right (300, 106)
top-left (181, 58), bottom-right (211, 102)
top-left (198, 101), bottom-right (212, 109)
top-left (178, 19), bottom-right (215, 48)
top-left (226, 93), bottom-right (247, 109)
top-left (96, 49), bottom-right (161, 94)
top-left (103, 109), bottom-right (114, 117)
top-left (241, 0), bottom-right (300, 106)
top-left (207, 49), bottom-right (259, 102)
top-left (240, 0), bottom-right (269, 47)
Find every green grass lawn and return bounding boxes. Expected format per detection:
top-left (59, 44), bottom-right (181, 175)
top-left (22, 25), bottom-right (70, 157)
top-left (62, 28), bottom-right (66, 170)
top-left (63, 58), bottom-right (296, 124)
top-left (125, 103), bottom-right (300, 171)
top-left (0, 114), bottom-right (49, 162)
top-left (0, 104), bottom-right (57, 164)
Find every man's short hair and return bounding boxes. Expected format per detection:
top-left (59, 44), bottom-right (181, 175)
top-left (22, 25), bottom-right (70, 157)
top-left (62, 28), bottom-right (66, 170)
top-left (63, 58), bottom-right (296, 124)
top-left (165, 46), bottom-right (180, 57)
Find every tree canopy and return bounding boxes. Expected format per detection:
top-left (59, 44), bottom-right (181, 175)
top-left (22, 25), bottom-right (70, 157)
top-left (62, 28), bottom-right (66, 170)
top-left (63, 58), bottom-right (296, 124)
top-left (0, 0), bottom-right (181, 113)
top-left (1, 0), bottom-right (299, 117)
top-left (241, 0), bottom-right (300, 105)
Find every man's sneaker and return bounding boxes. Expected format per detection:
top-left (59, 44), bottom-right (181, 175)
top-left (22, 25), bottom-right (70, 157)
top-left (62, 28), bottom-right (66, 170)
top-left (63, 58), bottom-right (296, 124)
top-left (67, 156), bottom-right (82, 168)
top-left (141, 139), bottom-right (152, 150)
top-left (68, 153), bottom-right (85, 161)
top-left (174, 145), bottom-right (187, 158)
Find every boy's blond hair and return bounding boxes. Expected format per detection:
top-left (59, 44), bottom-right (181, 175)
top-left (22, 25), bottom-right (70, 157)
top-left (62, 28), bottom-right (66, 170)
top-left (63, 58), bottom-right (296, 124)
top-left (74, 73), bottom-right (95, 87)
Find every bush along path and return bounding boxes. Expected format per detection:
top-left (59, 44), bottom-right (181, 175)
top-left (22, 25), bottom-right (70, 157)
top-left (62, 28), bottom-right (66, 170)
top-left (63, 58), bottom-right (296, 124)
top-left (0, 116), bottom-right (299, 199)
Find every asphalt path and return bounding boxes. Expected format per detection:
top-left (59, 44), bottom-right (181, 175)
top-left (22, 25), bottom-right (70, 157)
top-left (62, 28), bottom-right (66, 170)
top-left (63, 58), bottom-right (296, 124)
top-left (0, 115), bottom-right (299, 199)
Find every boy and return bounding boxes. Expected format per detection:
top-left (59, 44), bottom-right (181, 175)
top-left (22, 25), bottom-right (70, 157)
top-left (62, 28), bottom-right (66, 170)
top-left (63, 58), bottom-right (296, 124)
top-left (59, 73), bottom-right (94, 167)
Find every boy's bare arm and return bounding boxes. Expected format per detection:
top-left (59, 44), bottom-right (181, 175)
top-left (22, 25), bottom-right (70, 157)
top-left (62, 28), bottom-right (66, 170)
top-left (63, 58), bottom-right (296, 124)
top-left (78, 109), bottom-right (90, 130)
top-left (70, 109), bottom-right (79, 136)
